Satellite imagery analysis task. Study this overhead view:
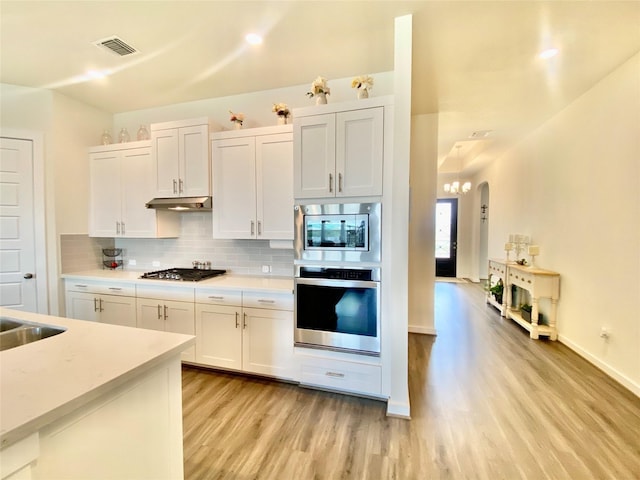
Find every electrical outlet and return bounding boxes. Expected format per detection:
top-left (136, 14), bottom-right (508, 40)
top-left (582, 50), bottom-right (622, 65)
top-left (262, 265), bottom-right (271, 273)
top-left (600, 326), bottom-right (610, 339)
top-left (128, 259), bottom-right (137, 266)
top-left (152, 260), bottom-right (160, 267)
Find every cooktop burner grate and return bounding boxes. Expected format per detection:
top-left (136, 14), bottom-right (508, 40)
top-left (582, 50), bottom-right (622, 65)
top-left (140, 268), bottom-right (226, 281)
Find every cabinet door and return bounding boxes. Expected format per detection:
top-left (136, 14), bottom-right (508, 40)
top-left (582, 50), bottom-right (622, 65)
top-left (66, 291), bottom-right (99, 322)
top-left (242, 307), bottom-right (295, 379)
top-left (136, 299), bottom-right (165, 332)
top-left (99, 294), bottom-right (136, 328)
top-left (163, 299), bottom-right (196, 362)
top-left (336, 107), bottom-right (384, 197)
top-left (89, 151), bottom-right (121, 237)
top-left (151, 128), bottom-right (180, 197)
top-left (195, 304), bottom-right (242, 370)
top-left (211, 137), bottom-right (257, 239)
top-left (293, 114), bottom-right (336, 199)
top-left (256, 133), bottom-right (294, 240)
top-left (180, 125), bottom-right (210, 197)
top-left (121, 147), bottom-right (158, 237)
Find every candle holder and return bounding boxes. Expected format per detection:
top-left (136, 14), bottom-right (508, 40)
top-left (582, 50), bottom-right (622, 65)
top-left (504, 242), bottom-right (514, 262)
top-left (509, 234), bottom-right (530, 262)
top-left (528, 245), bottom-right (540, 267)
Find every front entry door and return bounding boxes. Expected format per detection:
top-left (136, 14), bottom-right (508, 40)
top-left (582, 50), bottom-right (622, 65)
top-left (0, 137), bottom-right (38, 311)
top-left (435, 198), bottom-right (458, 277)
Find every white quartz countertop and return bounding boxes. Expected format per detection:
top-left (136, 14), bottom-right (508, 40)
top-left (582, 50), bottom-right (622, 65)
top-left (61, 270), bottom-right (294, 294)
top-left (0, 307), bottom-right (194, 449)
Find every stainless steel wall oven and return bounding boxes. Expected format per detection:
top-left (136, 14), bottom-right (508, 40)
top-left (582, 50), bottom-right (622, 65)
top-left (294, 203), bottom-right (381, 264)
top-left (294, 266), bottom-right (380, 356)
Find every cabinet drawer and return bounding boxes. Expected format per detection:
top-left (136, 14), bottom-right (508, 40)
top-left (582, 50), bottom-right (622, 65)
top-left (299, 357), bottom-right (381, 396)
top-left (66, 281), bottom-right (135, 297)
top-left (242, 291), bottom-right (293, 311)
top-left (195, 289), bottom-right (242, 306)
top-left (509, 270), bottom-right (534, 289)
top-left (136, 284), bottom-right (195, 302)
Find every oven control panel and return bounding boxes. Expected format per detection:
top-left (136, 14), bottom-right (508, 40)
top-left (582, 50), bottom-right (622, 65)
top-left (298, 267), bottom-right (376, 281)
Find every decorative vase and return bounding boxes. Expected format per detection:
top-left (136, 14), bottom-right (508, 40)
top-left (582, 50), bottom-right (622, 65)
top-left (357, 88), bottom-right (369, 100)
top-left (315, 93), bottom-right (327, 105)
top-left (118, 128), bottom-right (130, 143)
top-left (234, 122), bottom-right (242, 130)
top-left (100, 130), bottom-right (112, 145)
top-left (137, 125), bottom-right (149, 141)
top-left (277, 116), bottom-right (288, 125)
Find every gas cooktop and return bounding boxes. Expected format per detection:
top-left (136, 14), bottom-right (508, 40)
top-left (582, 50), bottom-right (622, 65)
top-left (140, 268), bottom-right (226, 282)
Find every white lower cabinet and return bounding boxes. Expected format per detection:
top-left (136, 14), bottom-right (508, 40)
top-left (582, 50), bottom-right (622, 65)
top-left (137, 298), bottom-right (195, 362)
top-left (195, 289), bottom-right (295, 380)
top-left (65, 282), bottom-right (136, 328)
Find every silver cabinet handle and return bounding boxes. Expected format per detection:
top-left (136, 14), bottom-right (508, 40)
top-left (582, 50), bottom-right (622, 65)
top-left (74, 284), bottom-right (88, 288)
top-left (325, 371), bottom-right (345, 378)
top-left (243, 312), bottom-right (247, 329)
top-left (173, 179), bottom-right (177, 194)
top-left (257, 221), bottom-right (262, 236)
top-left (258, 299), bottom-right (275, 304)
top-left (163, 305), bottom-right (168, 320)
top-left (121, 222), bottom-right (125, 235)
top-left (99, 298), bottom-right (104, 312)
top-left (235, 312), bottom-right (239, 328)
top-left (108, 287), bottom-right (122, 291)
top-left (179, 179), bottom-right (184, 194)
top-left (94, 298), bottom-right (99, 312)
top-left (157, 305), bottom-right (162, 320)
top-left (116, 221), bottom-right (121, 235)
top-left (329, 173), bottom-right (333, 193)
top-left (338, 173), bottom-right (343, 192)
top-left (208, 295), bottom-right (224, 300)
top-left (250, 221), bottom-right (255, 235)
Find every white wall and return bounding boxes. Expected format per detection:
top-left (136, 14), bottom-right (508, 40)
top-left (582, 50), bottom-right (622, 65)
top-left (408, 113), bottom-right (438, 334)
top-left (113, 72), bottom-right (394, 132)
top-left (472, 52), bottom-right (640, 395)
top-left (0, 84), bottom-right (112, 315)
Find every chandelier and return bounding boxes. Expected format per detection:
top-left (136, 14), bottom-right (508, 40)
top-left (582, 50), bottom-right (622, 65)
top-left (444, 145), bottom-right (471, 194)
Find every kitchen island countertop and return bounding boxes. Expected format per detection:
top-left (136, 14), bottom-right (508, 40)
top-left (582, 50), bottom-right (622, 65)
top-left (0, 307), bottom-right (194, 449)
top-left (61, 270), bottom-right (293, 294)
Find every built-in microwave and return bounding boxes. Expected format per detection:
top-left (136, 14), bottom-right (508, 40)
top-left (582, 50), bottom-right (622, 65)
top-left (294, 203), bottom-right (381, 263)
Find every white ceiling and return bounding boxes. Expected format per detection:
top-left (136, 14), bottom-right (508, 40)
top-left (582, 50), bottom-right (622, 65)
top-left (1, 1), bottom-right (639, 173)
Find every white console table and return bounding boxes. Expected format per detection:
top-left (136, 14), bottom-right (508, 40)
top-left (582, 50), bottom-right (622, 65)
top-left (487, 259), bottom-right (560, 340)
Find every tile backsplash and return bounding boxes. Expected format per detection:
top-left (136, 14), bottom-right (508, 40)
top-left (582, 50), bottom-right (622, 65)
top-left (114, 213), bottom-right (294, 276)
top-left (60, 235), bottom-right (115, 273)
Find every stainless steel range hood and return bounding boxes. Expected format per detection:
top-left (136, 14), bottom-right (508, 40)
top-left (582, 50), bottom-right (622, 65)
top-left (145, 196), bottom-right (212, 211)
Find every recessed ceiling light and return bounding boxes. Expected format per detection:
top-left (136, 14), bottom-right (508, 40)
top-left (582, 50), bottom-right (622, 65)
top-left (539, 48), bottom-right (559, 59)
top-left (245, 33), bottom-right (263, 45)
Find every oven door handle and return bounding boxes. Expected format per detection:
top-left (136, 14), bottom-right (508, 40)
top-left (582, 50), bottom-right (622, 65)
top-left (294, 277), bottom-right (379, 289)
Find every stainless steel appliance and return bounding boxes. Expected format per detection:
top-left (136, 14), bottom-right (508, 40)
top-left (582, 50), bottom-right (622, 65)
top-left (294, 203), bottom-right (381, 264)
top-left (140, 268), bottom-right (226, 281)
top-left (294, 266), bottom-right (380, 356)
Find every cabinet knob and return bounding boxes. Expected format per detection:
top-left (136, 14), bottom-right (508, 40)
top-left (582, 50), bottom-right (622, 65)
top-left (23, 273), bottom-right (34, 279)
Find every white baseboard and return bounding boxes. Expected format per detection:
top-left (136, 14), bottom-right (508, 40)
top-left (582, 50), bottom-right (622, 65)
top-left (558, 334), bottom-right (640, 398)
top-left (408, 325), bottom-right (437, 335)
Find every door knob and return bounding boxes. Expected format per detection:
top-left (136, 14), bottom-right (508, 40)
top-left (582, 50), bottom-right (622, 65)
top-left (23, 273), bottom-right (34, 279)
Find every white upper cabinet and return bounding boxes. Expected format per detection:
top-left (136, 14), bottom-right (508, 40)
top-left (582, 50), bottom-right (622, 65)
top-left (89, 142), bottom-right (179, 238)
top-left (211, 126), bottom-right (293, 240)
top-left (151, 118), bottom-right (210, 197)
top-left (294, 103), bottom-right (384, 199)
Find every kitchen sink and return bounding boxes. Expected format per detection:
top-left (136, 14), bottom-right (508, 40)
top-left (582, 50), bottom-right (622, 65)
top-left (0, 317), bottom-right (66, 352)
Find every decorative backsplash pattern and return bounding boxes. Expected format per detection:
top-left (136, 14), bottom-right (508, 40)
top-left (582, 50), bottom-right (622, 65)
top-left (61, 213), bottom-right (294, 277)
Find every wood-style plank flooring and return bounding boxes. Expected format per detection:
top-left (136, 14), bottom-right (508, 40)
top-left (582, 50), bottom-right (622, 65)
top-left (182, 282), bottom-right (640, 479)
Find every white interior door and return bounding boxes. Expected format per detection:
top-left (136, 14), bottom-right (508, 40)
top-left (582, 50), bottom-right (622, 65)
top-left (0, 137), bottom-right (37, 311)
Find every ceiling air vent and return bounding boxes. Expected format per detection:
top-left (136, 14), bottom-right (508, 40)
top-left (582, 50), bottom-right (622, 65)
top-left (469, 130), bottom-right (492, 139)
top-left (94, 36), bottom-right (138, 56)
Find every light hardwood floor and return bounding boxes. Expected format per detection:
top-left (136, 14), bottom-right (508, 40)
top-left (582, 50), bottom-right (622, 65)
top-left (182, 282), bottom-right (640, 479)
